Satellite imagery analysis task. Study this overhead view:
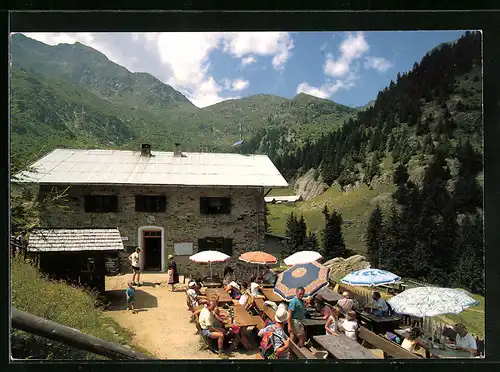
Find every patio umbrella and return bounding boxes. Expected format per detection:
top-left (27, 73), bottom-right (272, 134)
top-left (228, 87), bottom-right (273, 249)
top-left (239, 251), bottom-right (277, 277)
top-left (274, 261), bottom-right (330, 301)
top-left (387, 287), bottom-right (479, 343)
top-left (189, 250), bottom-right (230, 278)
top-left (284, 250), bottom-right (323, 266)
top-left (341, 268), bottom-right (401, 311)
top-left (387, 287), bottom-right (479, 318)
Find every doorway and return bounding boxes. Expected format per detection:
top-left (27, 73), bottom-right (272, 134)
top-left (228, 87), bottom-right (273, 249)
top-left (143, 230), bottom-right (162, 271)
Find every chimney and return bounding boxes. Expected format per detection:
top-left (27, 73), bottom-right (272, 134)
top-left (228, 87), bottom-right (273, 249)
top-left (141, 144), bottom-right (152, 157)
top-left (174, 143), bottom-right (182, 157)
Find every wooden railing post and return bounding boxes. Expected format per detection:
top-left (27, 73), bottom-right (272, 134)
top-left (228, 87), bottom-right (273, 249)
top-left (11, 307), bottom-right (153, 360)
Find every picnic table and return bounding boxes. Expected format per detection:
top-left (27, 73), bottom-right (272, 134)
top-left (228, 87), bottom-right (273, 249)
top-left (356, 311), bottom-right (402, 333)
top-left (220, 304), bottom-right (258, 350)
top-left (261, 288), bottom-right (284, 302)
top-left (206, 288), bottom-right (232, 304)
top-left (202, 280), bottom-right (223, 288)
top-left (313, 334), bottom-right (378, 359)
top-left (254, 298), bottom-right (276, 320)
top-left (393, 331), bottom-right (472, 359)
top-left (315, 287), bottom-right (342, 303)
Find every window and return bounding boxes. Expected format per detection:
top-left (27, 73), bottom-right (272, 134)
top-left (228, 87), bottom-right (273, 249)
top-left (197, 237), bottom-right (233, 256)
top-left (84, 195), bottom-right (118, 213)
top-left (200, 197), bottom-right (231, 215)
top-left (81, 257), bottom-right (96, 273)
top-left (135, 195), bottom-right (167, 212)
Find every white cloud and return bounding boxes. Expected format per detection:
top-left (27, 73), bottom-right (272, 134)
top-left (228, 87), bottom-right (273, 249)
top-left (324, 32), bottom-right (369, 78)
top-left (221, 32), bottom-right (294, 70)
top-left (364, 56), bottom-right (393, 72)
top-left (231, 79), bottom-right (249, 91)
top-left (296, 80), bottom-right (351, 99)
top-left (241, 55), bottom-right (256, 67)
top-left (20, 32), bottom-right (294, 108)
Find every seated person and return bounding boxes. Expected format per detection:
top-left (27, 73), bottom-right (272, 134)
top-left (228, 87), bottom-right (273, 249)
top-left (453, 323), bottom-right (478, 357)
top-left (238, 282), bottom-right (251, 308)
top-left (337, 291), bottom-right (354, 313)
top-left (325, 307), bottom-right (341, 335)
top-left (199, 299), bottom-right (229, 358)
top-left (250, 277), bottom-right (265, 298)
top-left (222, 267), bottom-right (235, 286)
top-left (367, 291), bottom-right (389, 316)
top-left (262, 266), bottom-right (277, 285)
top-left (401, 328), bottom-right (427, 354)
top-left (225, 281), bottom-right (241, 300)
top-left (187, 281), bottom-right (208, 310)
top-left (339, 310), bottom-right (359, 341)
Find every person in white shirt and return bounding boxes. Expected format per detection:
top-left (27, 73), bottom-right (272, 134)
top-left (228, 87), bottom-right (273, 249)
top-left (401, 327), bottom-right (427, 355)
top-left (128, 247), bottom-right (141, 286)
top-left (238, 282), bottom-right (251, 308)
top-left (339, 311), bottom-right (359, 341)
top-left (453, 323), bottom-right (477, 357)
top-left (250, 278), bottom-right (264, 298)
top-left (187, 281), bottom-right (208, 310)
top-left (368, 291), bottom-right (389, 316)
top-left (198, 300), bottom-right (228, 358)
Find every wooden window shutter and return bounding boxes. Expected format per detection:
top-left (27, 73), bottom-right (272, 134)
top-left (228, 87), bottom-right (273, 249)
top-left (222, 238), bottom-right (233, 256)
top-left (109, 195), bottom-right (118, 212)
top-left (200, 198), bottom-right (208, 214)
top-left (158, 196), bottom-right (167, 212)
top-left (135, 195), bottom-right (145, 212)
top-left (222, 198), bottom-right (232, 214)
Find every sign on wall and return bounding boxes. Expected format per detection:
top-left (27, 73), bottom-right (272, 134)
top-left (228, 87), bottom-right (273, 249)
top-left (174, 241), bottom-right (194, 256)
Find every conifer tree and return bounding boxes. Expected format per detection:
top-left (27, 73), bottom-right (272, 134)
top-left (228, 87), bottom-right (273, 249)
top-left (366, 205), bottom-right (384, 267)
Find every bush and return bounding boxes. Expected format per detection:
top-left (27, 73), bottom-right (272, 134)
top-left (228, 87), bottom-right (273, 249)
top-left (10, 257), bottom-right (148, 360)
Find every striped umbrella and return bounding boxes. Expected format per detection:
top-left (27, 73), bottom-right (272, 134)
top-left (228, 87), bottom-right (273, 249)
top-left (274, 261), bottom-right (330, 301)
top-left (239, 251), bottom-right (277, 277)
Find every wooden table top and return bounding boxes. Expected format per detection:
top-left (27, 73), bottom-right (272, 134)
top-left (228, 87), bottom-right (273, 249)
top-left (206, 288), bottom-right (232, 303)
top-left (427, 347), bottom-right (473, 359)
top-left (254, 298), bottom-right (276, 320)
top-left (233, 304), bottom-right (258, 327)
top-left (357, 311), bottom-right (402, 324)
top-left (302, 318), bottom-right (327, 327)
top-left (315, 287), bottom-right (342, 303)
top-left (261, 288), bottom-right (284, 302)
top-left (313, 334), bottom-right (379, 359)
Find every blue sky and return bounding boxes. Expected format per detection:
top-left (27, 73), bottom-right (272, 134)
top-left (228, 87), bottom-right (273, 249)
top-left (22, 31), bottom-right (471, 108)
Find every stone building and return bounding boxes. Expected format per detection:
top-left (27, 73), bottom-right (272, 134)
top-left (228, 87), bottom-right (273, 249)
top-left (17, 144), bottom-right (288, 278)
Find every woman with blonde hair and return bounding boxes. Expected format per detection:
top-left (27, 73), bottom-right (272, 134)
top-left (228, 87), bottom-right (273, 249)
top-left (325, 306), bottom-right (341, 335)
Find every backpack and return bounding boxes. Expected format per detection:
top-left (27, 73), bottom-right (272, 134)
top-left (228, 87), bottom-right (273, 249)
top-left (259, 326), bottom-right (287, 360)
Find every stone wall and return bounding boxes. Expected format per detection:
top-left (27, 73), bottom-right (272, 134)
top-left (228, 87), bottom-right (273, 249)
top-left (37, 184), bottom-right (266, 278)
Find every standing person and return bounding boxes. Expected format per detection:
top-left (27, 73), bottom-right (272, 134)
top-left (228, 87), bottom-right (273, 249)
top-left (287, 287), bottom-right (306, 347)
top-left (258, 306), bottom-right (290, 359)
top-left (167, 255), bottom-right (179, 291)
top-left (125, 282), bottom-right (137, 314)
top-left (199, 300), bottom-right (229, 359)
top-left (128, 247), bottom-right (141, 286)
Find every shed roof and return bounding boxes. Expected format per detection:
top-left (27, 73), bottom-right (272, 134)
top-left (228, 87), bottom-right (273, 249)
top-left (27, 228), bottom-right (125, 252)
top-left (15, 148), bottom-right (289, 188)
top-left (264, 195), bottom-right (302, 203)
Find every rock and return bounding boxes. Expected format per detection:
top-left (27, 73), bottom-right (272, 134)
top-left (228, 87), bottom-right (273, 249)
top-left (323, 254), bottom-right (371, 283)
top-left (294, 168), bottom-right (328, 201)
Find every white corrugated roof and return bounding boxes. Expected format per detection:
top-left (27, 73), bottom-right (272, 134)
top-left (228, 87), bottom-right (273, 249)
top-left (27, 228), bottom-right (125, 252)
top-left (15, 149), bottom-right (289, 188)
top-left (264, 195), bottom-right (302, 203)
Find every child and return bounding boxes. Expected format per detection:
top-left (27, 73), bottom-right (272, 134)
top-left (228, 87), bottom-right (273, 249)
top-left (340, 311), bottom-right (359, 341)
top-left (126, 282), bottom-right (137, 314)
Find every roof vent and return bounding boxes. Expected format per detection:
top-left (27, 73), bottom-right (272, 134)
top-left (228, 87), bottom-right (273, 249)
top-left (141, 144), bottom-right (152, 157)
top-left (174, 143), bottom-right (183, 157)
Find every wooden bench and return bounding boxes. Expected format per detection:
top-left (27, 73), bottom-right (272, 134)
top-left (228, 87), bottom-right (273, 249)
top-left (289, 339), bottom-right (318, 359)
top-left (358, 326), bottom-right (420, 359)
top-left (252, 315), bottom-right (266, 330)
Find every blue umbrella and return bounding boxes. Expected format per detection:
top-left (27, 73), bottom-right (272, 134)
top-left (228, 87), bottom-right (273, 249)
top-left (274, 261), bottom-right (330, 301)
top-left (341, 268), bottom-right (401, 287)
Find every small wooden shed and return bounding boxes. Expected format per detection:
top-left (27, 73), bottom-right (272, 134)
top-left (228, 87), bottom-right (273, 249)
top-left (27, 228), bottom-right (125, 294)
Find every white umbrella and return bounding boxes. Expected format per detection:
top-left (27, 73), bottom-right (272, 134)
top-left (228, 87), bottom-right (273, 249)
top-left (387, 287), bottom-right (479, 343)
top-left (387, 287), bottom-right (479, 318)
top-left (189, 250), bottom-right (230, 278)
top-left (341, 268), bottom-right (401, 311)
top-left (284, 251), bottom-right (322, 266)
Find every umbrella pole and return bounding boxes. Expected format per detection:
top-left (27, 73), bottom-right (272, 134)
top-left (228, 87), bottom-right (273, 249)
top-left (209, 262), bottom-right (212, 279)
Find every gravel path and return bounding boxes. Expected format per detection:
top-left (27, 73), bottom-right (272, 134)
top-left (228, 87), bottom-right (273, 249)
top-left (103, 273), bottom-right (259, 360)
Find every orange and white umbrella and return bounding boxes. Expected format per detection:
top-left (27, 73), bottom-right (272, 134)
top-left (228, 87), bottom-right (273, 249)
top-left (239, 251), bottom-right (277, 265)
